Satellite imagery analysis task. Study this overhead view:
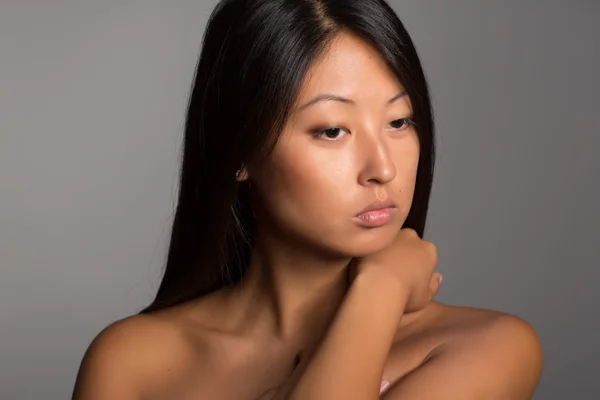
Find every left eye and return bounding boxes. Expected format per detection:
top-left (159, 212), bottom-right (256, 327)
top-left (388, 118), bottom-right (415, 130)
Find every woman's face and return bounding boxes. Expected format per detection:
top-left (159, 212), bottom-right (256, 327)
top-left (250, 32), bottom-right (420, 257)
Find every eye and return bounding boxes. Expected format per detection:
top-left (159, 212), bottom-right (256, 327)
top-left (387, 117), bottom-right (416, 131)
top-left (311, 118), bottom-right (415, 141)
top-left (312, 127), bottom-right (349, 141)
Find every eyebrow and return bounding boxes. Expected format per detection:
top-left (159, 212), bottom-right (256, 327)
top-left (297, 89), bottom-right (408, 111)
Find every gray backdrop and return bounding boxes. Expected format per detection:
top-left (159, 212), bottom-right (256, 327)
top-left (1, 1), bottom-right (598, 399)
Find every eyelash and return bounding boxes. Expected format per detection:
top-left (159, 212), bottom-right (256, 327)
top-left (311, 118), bottom-right (416, 141)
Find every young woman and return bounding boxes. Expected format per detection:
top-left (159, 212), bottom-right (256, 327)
top-left (73, 0), bottom-right (543, 398)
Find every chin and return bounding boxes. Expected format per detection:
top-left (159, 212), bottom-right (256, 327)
top-left (337, 227), bottom-right (399, 258)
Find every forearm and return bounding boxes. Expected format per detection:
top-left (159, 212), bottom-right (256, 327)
top-left (286, 270), bottom-right (407, 400)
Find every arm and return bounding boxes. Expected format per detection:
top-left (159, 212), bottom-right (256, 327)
top-left (278, 269), bottom-right (408, 400)
top-left (277, 226), bottom-right (441, 400)
top-left (276, 271), bottom-right (542, 400)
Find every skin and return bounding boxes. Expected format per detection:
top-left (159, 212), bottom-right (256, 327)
top-left (72, 31), bottom-right (544, 400)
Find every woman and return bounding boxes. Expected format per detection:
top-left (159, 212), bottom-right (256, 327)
top-left (73, 0), bottom-right (543, 398)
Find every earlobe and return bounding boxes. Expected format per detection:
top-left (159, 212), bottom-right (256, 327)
top-left (235, 166), bottom-right (249, 182)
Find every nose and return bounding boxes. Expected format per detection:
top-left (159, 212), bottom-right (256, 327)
top-left (356, 130), bottom-right (397, 186)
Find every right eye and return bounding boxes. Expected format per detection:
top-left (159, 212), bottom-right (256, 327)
top-left (312, 127), bottom-right (349, 141)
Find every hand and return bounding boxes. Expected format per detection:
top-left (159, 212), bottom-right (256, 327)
top-left (351, 227), bottom-right (441, 313)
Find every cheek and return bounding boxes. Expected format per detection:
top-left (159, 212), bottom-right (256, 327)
top-left (391, 135), bottom-right (420, 217)
top-left (258, 145), bottom-right (345, 228)
top-left (250, 138), bottom-right (355, 255)
top-left (399, 157), bottom-right (419, 214)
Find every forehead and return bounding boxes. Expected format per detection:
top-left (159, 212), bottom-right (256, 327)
top-left (297, 32), bottom-right (405, 103)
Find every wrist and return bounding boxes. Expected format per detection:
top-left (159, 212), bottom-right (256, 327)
top-left (352, 267), bottom-right (409, 315)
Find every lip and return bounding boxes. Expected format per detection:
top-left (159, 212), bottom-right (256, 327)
top-left (355, 198), bottom-right (398, 216)
top-left (354, 199), bottom-right (398, 228)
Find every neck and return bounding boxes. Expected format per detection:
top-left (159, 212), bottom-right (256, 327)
top-left (229, 231), bottom-right (353, 351)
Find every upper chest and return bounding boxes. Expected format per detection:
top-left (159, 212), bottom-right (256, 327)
top-left (152, 302), bottom-right (497, 400)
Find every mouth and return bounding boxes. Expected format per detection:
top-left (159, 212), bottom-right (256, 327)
top-left (354, 198), bottom-right (398, 228)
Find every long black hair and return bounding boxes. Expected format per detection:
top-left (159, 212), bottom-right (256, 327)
top-left (139, 0), bottom-right (435, 314)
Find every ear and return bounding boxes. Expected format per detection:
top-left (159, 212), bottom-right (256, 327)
top-left (235, 166), bottom-right (249, 182)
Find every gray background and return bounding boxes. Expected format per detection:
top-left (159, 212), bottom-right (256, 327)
top-left (1, 1), bottom-right (598, 399)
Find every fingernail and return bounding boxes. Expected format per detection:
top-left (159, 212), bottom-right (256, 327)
top-left (380, 380), bottom-right (390, 394)
top-left (438, 274), bottom-right (443, 285)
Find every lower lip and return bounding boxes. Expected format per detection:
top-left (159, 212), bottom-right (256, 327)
top-left (354, 207), bottom-right (397, 227)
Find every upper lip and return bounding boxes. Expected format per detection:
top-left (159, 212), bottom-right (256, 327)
top-left (355, 198), bottom-right (397, 216)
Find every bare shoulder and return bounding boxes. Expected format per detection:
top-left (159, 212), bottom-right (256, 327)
top-left (72, 312), bottom-right (213, 400)
top-left (386, 301), bottom-right (544, 399)
top-left (429, 301), bottom-right (543, 351)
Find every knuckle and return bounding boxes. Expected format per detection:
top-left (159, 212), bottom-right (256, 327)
top-left (424, 241), bottom-right (438, 262)
top-left (425, 240), bottom-right (437, 253)
top-left (431, 247), bottom-right (439, 263)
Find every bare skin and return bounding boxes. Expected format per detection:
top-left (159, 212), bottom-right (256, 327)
top-left (73, 31), bottom-right (543, 400)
